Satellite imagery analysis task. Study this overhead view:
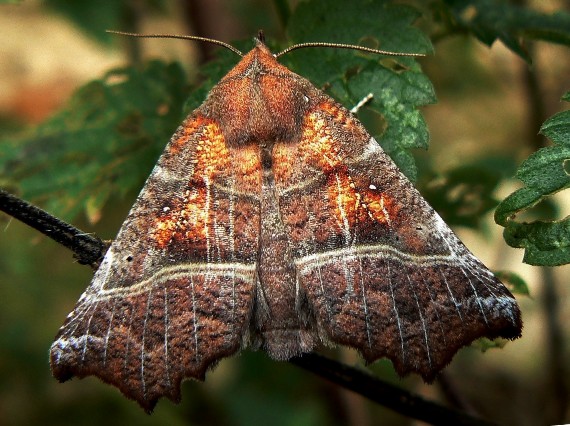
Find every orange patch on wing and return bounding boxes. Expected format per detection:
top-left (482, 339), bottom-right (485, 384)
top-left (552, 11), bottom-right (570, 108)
top-left (168, 115), bottom-right (210, 154)
top-left (192, 121), bottom-right (230, 178)
top-left (326, 171), bottom-right (360, 227)
top-left (152, 120), bottom-right (232, 248)
top-left (363, 190), bottom-right (398, 225)
top-left (295, 105), bottom-right (396, 230)
top-left (318, 101), bottom-right (345, 123)
top-left (152, 187), bottom-right (210, 248)
top-left (326, 172), bottom-right (394, 229)
top-left (298, 110), bottom-right (343, 172)
top-left (273, 101), bottom-right (360, 183)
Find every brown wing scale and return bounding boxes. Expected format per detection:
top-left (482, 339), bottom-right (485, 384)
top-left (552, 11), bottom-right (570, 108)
top-left (51, 37), bottom-right (522, 410)
top-left (273, 99), bottom-right (521, 379)
top-left (50, 115), bottom-right (262, 411)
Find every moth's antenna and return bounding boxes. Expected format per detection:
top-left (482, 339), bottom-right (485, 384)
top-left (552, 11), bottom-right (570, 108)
top-left (106, 30), bottom-right (244, 57)
top-left (276, 42), bottom-right (425, 58)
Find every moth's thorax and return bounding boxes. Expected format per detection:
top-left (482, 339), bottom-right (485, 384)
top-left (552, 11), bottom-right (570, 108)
top-left (198, 43), bottom-right (317, 147)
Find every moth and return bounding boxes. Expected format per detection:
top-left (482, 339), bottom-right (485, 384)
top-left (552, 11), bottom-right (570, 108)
top-left (50, 32), bottom-right (522, 411)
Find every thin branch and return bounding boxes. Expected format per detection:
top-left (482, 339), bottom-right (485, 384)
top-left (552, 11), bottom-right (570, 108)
top-left (437, 371), bottom-right (478, 416)
top-left (2, 190), bottom-right (496, 425)
top-left (291, 354), bottom-right (497, 426)
top-left (0, 189), bottom-right (107, 269)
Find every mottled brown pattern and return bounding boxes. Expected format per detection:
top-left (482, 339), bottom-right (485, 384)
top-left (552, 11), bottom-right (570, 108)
top-left (51, 273), bottom-right (255, 406)
top-left (51, 38), bottom-right (522, 412)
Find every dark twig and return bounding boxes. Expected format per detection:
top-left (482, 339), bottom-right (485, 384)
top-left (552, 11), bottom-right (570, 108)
top-left (437, 371), bottom-right (478, 416)
top-left (290, 353), bottom-right (497, 426)
top-left (2, 190), bottom-right (496, 425)
top-left (0, 189), bottom-right (107, 269)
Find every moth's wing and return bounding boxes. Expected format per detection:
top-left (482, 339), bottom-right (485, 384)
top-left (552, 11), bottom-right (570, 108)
top-left (274, 99), bottom-right (522, 380)
top-left (50, 114), bottom-right (261, 411)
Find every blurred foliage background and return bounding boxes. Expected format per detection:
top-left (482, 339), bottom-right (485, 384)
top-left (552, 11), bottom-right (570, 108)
top-left (1, 0), bottom-right (569, 425)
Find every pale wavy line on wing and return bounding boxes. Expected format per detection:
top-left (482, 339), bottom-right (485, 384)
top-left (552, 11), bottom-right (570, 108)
top-left (294, 243), bottom-right (469, 272)
top-left (84, 262), bottom-right (257, 300)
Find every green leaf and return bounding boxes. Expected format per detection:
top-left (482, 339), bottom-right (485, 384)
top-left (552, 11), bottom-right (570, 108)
top-left (502, 219), bottom-right (570, 266)
top-left (541, 109), bottom-right (570, 144)
top-left (493, 270), bottom-right (530, 296)
top-left (420, 159), bottom-right (511, 229)
top-left (0, 61), bottom-right (188, 222)
top-left (285, 0), bottom-right (436, 180)
top-left (473, 337), bottom-right (508, 352)
top-left (495, 92), bottom-right (570, 266)
top-left (442, 0), bottom-right (570, 62)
